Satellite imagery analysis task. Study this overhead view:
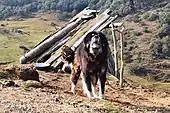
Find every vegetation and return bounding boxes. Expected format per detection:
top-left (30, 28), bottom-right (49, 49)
top-left (150, 36), bottom-right (170, 59)
top-left (0, 0), bottom-right (169, 20)
top-left (0, 14), bottom-right (62, 64)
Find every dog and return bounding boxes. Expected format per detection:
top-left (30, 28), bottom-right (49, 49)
top-left (70, 31), bottom-right (108, 99)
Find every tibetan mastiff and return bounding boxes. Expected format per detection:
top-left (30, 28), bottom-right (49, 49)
top-left (70, 31), bottom-right (108, 99)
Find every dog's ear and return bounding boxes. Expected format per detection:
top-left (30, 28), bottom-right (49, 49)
top-left (98, 32), bottom-right (108, 48)
top-left (98, 32), bottom-right (108, 55)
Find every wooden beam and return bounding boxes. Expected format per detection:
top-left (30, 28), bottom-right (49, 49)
top-left (119, 28), bottom-right (124, 87)
top-left (111, 23), bottom-right (119, 79)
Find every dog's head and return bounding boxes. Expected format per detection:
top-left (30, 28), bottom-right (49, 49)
top-left (84, 31), bottom-right (108, 57)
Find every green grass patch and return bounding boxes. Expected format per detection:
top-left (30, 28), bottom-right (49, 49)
top-left (0, 15), bottom-right (63, 64)
top-left (22, 80), bottom-right (42, 89)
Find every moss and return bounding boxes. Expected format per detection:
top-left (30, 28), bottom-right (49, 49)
top-left (22, 80), bottom-right (42, 88)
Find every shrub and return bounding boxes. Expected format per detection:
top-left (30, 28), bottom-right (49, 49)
top-left (159, 12), bottom-right (170, 25)
top-left (142, 12), bottom-right (159, 21)
top-left (134, 31), bottom-right (143, 36)
top-left (142, 12), bottom-right (150, 20)
top-left (143, 27), bottom-right (150, 33)
top-left (158, 24), bottom-right (170, 38)
top-left (56, 11), bottom-right (71, 21)
top-left (127, 63), bottom-right (150, 76)
top-left (148, 13), bottom-right (159, 21)
top-left (165, 3), bottom-right (170, 8)
top-left (150, 36), bottom-right (170, 59)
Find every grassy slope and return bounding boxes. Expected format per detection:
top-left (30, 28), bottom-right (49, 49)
top-left (0, 13), bottom-right (64, 64)
top-left (122, 11), bottom-right (170, 92)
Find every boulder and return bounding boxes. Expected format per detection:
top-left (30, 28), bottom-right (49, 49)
top-left (19, 65), bottom-right (40, 81)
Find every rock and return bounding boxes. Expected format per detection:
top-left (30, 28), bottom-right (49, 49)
top-left (0, 71), bottom-right (8, 79)
top-left (19, 65), bottom-right (39, 81)
top-left (22, 80), bottom-right (42, 88)
top-left (4, 80), bottom-right (15, 87)
top-left (0, 79), bottom-right (15, 87)
top-left (162, 73), bottom-right (170, 79)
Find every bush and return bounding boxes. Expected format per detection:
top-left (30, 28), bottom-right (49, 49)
top-left (150, 36), bottom-right (170, 59)
top-left (142, 12), bottom-right (159, 21)
top-left (148, 13), bottom-right (159, 21)
top-left (56, 11), bottom-right (72, 21)
top-left (143, 27), bottom-right (150, 33)
top-left (165, 3), bottom-right (170, 8)
top-left (159, 12), bottom-right (170, 25)
top-left (142, 12), bottom-right (150, 20)
top-left (134, 31), bottom-right (143, 36)
top-left (127, 63), bottom-right (150, 76)
top-left (158, 24), bottom-right (170, 38)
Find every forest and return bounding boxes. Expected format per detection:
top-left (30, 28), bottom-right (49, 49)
top-left (0, 0), bottom-right (168, 20)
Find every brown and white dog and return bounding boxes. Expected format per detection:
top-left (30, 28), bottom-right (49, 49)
top-left (70, 31), bottom-right (108, 99)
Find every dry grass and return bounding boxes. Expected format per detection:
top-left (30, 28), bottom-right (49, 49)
top-left (0, 13), bottom-right (65, 64)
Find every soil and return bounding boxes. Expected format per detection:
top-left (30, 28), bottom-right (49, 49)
top-left (0, 70), bottom-right (170, 113)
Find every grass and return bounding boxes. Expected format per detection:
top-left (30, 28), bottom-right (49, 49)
top-left (0, 13), bottom-right (64, 64)
top-left (22, 80), bottom-right (42, 89)
top-left (124, 74), bottom-right (170, 92)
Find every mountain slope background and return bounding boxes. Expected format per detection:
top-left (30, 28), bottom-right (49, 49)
top-left (0, 0), bottom-right (169, 20)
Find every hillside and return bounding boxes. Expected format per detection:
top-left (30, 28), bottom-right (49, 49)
top-left (0, 0), bottom-right (169, 20)
top-left (0, 13), bottom-right (64, 64)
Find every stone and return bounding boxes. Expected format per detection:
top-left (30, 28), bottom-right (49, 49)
top-left (19, 65), bottom-right (39, 81)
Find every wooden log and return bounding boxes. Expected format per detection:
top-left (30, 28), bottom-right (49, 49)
top-left (69, 7), bottom-right (99, 23)
top-left (111, 23), bottom-right (119, 79)
top-left (20, 18), bottom-right (83, 64)
top-left (36, 22), bottom-right (85, 62)
top-left (119, 27), bottom-right (124, 87)
top-left (36, 36), bottom-right (70, 62)
top-left (97, 16), bottom-right (118, 31)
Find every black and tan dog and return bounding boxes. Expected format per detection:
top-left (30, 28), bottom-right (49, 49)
top-left (70, 31), bottom-right (109, 99)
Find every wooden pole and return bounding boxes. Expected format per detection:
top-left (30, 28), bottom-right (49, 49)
top-left (111, 23), bottom-right (119, 79)
top-left (119, 28), bottom-right (124, 87)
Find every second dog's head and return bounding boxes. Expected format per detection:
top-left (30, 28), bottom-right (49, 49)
top-left (84, 31), bottom-right (108, 57)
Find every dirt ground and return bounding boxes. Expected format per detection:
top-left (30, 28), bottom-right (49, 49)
top-left (0, 70), bottom-right (170, 113)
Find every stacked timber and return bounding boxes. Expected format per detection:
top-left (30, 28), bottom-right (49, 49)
top-left (19, 8), bottom-right (118, 76)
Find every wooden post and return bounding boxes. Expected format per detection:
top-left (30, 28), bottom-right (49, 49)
top-left (111, 23), bottom-right (119, 79)
top-left (119, 28), bottom-right (124, 87)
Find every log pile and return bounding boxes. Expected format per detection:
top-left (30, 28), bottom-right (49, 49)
top-left (19, 8), bottom-right (124, 83)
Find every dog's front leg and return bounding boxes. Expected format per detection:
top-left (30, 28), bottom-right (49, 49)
top-left (70, 66), bottom-right (81, 94)
top-left (98, 73), bottom-right (106, 99)
top-left (81, 73), bottom-right (92, 98)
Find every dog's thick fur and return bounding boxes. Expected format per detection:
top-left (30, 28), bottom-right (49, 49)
top-left (70, 31), bottom-right (108, 99)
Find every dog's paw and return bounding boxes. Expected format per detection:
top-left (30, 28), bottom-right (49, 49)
top-left (98, 94), bottom-right (105, 99)
top-left (71, 83), bottom-right (76, 94)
